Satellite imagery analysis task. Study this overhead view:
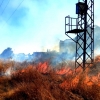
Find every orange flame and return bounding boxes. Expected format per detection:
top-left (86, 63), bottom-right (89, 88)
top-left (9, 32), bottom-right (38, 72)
top-left (37, 62), bottom-right (50, 73)
top-left (11, 55), bottom-right (100, 90)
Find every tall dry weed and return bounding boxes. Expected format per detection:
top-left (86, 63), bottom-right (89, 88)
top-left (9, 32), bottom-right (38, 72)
top-left (0, 60), bottom-right (100, 100)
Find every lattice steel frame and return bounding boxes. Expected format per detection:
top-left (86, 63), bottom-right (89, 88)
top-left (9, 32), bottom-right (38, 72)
top-left (65, 0), bottom-right (94, 70)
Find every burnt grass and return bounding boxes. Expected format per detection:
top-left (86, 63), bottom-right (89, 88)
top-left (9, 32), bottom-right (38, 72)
top-left (0, 60), bottom-right (100, 100)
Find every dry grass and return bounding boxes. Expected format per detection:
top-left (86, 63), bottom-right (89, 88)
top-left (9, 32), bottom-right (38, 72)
top-left (0, 60), bottom-right (100, 100)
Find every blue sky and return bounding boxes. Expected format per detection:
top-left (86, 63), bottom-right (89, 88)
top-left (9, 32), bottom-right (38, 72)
top-left (0, 0), bottom-right (99, 54)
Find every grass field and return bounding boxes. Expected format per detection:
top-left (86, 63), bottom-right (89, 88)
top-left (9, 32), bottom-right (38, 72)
top-left (0, 57), bottom-right (100, 100)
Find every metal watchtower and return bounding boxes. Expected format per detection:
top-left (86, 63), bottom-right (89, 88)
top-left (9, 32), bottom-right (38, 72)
top-left (65, 0), bottom-right (94, 70)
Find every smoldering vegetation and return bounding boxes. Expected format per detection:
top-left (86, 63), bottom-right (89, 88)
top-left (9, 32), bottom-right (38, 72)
top-left (0, 56), bottom-right (100, 100)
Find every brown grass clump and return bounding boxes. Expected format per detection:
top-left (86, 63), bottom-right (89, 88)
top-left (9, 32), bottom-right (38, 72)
top-left (0, 60), bottom-right (100, 100)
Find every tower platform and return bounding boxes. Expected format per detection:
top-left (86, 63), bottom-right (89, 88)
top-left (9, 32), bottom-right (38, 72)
top-left (66, 29), bottom-right (84, 33)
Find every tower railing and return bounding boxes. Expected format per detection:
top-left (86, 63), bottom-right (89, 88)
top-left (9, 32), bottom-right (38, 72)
top-left (65, 15), bottom-right (84, 43)
top-left (65, 16), bottom-right (78, 34)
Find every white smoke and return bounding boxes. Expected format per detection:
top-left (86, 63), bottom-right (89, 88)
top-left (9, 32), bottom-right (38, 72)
top-left (4, 67), bottom-right (13, 76)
